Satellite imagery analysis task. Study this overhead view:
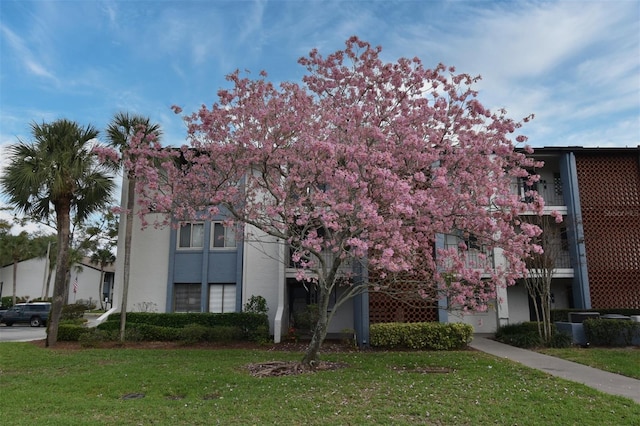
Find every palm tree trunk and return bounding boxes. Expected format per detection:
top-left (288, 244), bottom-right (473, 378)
top-left (98, 269), bottom-right (105, 309)
top-left (46, 200), bottom-right (72, 347)
top-left (12, 261), bottom-right (17, 305)
top-left (119, 177), bottom-right (135, 342)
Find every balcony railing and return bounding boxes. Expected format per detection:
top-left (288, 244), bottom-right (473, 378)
top-left (512, 179), bottom-right (565, 207)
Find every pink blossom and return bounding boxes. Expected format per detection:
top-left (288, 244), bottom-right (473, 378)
top-left (130, 36), bottom-right (541, 324)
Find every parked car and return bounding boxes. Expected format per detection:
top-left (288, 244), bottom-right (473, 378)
top-left (0, 302), bottom-right (51, 327)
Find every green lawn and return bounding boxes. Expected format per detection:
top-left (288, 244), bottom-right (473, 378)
top-left (0, 343), bottom-right (638, 425)
top-left (539, 347), bottom-right (640, 379)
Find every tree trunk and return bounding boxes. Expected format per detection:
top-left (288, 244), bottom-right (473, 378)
top-left (301, 285), bottom-right (330, 367)
top-left (98, 269), bottom-right (104, 309)
top-left (119, 177), bottom-right (135, 342)
top-left (12, 261), bottom-right (17, 305)
top-left (46, 200), bottom-right (72, 347)
top-left (45, 265), bottom-right (54, 299)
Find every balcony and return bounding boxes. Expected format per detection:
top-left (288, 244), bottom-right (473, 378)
top-left (512, 179), bottom-right (564, 207)
top-left (443, 234), bottom-right (494, 271)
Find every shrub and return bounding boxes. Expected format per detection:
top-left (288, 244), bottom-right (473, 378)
top-left (584, 318), bottom-right (640, 347)
top-left (78, 329), bottom-right (115, 347)
top-left (104, 312), bottom-right (269, 340)
top-left (244, 295), bottom-right (268, 314)
top-left (178, 323), bottom-right (211, 344)
top-left (61, 303), bottom-right (88, 320)
top-left (249, 325), bottom-right (271, 344)
top-left (551, 308), bottom-right (640, 323)
top-left (495, 322), bottom-right (543, 348)
top-left (292, 304), bottom-right (319, 334)
top-left (550, 330), bottom-right (572, 348)
top-left (495, 322), bottom-right (572, 348)
top-left (57, 324), bottom-right (91, 341)
top-left (370, 322), bottom-right (473, 350)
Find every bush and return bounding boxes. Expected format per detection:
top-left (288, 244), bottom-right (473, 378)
top-left (495, 322), bottom-right (572, 348)
top-left (370, 322), bottom-right (473, 350)
top-left (61, 303), bottom-right (88, 320)
top-left (104, 312), bottom-right (269, 341)
top-left (178, 323), bottom-right (211, 344)
top-left (550, 330), bottom-right (572, 348)
top-left (78, 329), bottom-right (115, 347)
top-left (244, 295), bottom-right (268, 314)
top-left (584, 318), bottom-right (640, 347)
top-left (57, 324), bottom-right (91, 341)
top-left (495, 322), bottom-right (543, 348)
top-left (551, 308), bottom-right (640, 323)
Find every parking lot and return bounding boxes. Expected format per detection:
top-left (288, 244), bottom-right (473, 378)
top-left (0, 324), bottom-right (47, 342)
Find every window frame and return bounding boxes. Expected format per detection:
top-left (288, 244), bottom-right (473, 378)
top-left (177, 222), bottom-right (205, 250)
top-left (173, 283), bottom-right (202, 313)
top-left (210, 222), bottom-right (237, 250)
top-left (208, 283), bottom-right (237, 313)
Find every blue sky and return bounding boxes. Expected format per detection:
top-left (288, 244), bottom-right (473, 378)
top-left (1, 0), bottom-right (639, 230)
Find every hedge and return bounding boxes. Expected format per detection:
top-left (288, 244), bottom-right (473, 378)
top-left (583, 318), bottom-right (640, 347)
top-left (106, 312), bottom-right (267, 330)
top-left (96, 312), bottom-right (269, 342)
top-left (370, 322), bottom-right (473, 350)
top-left (495, 322), bottom-right (572, 348)
top-left (551, 309), bottom-right (640, 323)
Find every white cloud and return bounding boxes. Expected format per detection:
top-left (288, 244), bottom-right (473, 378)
top-left (0, 23), bottom-right (57, 82)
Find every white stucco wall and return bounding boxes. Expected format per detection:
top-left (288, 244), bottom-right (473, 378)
top-left (242, 226), bottom-right (283, 335)
top-left (0, 257), bottom-right (104, 305)
top-left (506, 283), bottom-right (531, 324)
top-left (448, 306), bottom-right (499, 333)
top-left (112, 179), bottom-right (171, 313)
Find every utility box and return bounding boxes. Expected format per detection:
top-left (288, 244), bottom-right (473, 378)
top-left (569, 312), bottom-right (600, 323)
top-left (600, 314), bottom-right (631, 321)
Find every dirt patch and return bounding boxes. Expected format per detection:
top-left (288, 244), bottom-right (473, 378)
top-left (246, 360), bottom-right (349, 377)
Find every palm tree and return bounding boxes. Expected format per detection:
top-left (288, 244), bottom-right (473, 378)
top-left (0, 119), bottom-right (116, 346)
top-left (90, 247), bottom-right (116, 309)
top-left (106, 112), bottom-right (161, 341)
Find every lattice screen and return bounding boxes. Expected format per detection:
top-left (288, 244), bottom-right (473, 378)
top-left (368, 279), bottom-right (439, 323)
top-left (575, 153), bottom-right (640, 309)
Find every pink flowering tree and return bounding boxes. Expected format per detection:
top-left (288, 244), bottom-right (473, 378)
top-left (130, 37), bottom-right (544, 366)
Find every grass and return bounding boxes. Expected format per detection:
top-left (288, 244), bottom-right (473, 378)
top-left (0, 343), bottom-right (638, 425)
top-left (539, 347), bottom-right (640, 379)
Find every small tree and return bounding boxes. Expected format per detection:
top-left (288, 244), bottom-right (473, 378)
top-left (521, 212), bottom-right (564, 344)
top-left (129, 37), bottom-right (543, 366)
top-left (105, 112), bottom-right (162, 342)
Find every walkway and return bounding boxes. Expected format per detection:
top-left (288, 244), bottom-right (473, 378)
top-left (470, 336), bottom-right (640, 404)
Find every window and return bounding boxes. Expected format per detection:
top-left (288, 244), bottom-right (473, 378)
top-left (209, 284), bottom-right (236, 313)
top-left (211, 223), bottom-right (236, 249)
top-left (178, 222), bottom-right (204, 248)
top-left (174, 283), bottom-right (201, 312)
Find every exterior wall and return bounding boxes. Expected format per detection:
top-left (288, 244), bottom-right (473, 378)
top-left (0, 257), bottom-right (107, 306)
top-left (1, 257), bottom-right (51, 301)
top-left (506, 283), bottom-right (531, 324)
top-left (112, 179), bottom-right (171, 313)
top-left (448, 307), bottom-right (499, 333)
top-left (242, 226), bottom-right (282, 335)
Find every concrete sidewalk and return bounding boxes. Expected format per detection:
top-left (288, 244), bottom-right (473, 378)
top-left (469, 336), bottom-right (639, 404)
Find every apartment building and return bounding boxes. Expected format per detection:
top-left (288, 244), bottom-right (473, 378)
top-left (110, 146), bottom-right (640, 343)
